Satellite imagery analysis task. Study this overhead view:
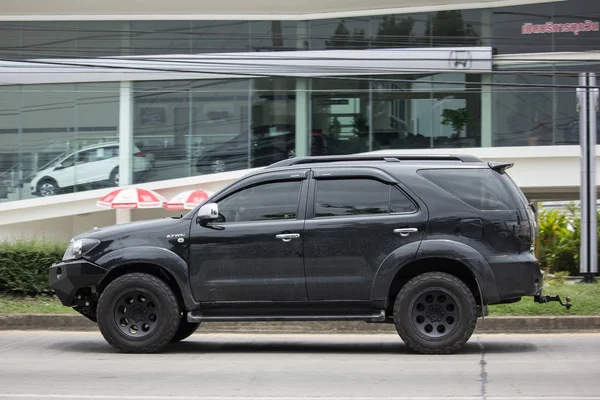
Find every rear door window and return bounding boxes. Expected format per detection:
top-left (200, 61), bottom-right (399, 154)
top-left (418, 168), bottom-right (517, 211)
top-left (314, 178), bottom-right (417, 218)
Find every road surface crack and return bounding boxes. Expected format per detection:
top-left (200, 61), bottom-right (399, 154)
top-left (477, 336), bottom-right (488, 400)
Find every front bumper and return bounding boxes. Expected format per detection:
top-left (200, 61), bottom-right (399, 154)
top-left (48, 259), bottom-right (108, 306)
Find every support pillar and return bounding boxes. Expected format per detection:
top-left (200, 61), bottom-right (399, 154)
top-left (117, 81), bottom-right (133, 225)
top-left (480, 74), bottom-right (493, 147)
top-left (578, 72), bottom-right (598, 282)
top-left (295, 78), bottom-right (309, 157)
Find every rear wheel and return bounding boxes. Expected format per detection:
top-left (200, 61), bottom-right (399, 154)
top-left (97, 273), bottom-right (180, 353)
top-left (109, 168), bottom-right (119, 186)
top-left (393, 272), bottom-right (477, 354)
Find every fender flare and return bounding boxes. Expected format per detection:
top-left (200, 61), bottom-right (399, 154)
top-left (94, 246), bottom-right (198, 310)
top-left (370, 239), bottom-right (500, 305)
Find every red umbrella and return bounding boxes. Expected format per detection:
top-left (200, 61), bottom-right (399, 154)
top-left (164, 189), bottom-right (214, 210)
top-left (97, 187), bottom-right (166, 209)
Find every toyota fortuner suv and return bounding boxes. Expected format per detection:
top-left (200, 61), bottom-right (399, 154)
top-left (49, 154), bottom-right (568, 354)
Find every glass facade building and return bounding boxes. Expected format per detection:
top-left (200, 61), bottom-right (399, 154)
top-left (0, 0), bottom-right (599, 202)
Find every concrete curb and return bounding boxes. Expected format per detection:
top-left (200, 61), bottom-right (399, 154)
top-left (1, 314), bottom-right (600, 334)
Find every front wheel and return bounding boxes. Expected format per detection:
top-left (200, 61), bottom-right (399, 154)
top-left (37, 179), bottom-right (59, 197)
top-left (97, 273), bottom-right (181, 353)
top-left (393, 272), bottom-right (477, 354)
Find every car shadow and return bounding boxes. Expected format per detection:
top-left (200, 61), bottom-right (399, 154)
top-left (48, 335), bottom-right (538, 356)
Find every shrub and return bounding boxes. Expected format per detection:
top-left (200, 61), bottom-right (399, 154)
top-left (536, 202), bottom-right (600, 275)
top-left (0, 240), bottom-right (67, 296)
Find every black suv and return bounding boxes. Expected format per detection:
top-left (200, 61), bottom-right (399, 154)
top-left (49, 154), bottom-right (563, 354)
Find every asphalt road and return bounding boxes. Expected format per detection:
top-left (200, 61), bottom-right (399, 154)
top-left (0, 331), bottom-right (599, 400)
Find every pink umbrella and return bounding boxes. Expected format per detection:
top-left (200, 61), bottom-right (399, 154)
top-left (97, 187), bottom-right (166, 209)
top-left (164, 189), bottom-right (214, 210)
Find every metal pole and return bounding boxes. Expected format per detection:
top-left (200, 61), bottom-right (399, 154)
top-left (587, 73), bottom-right (598, 280)
top-left (579, 72), bottom-right (598, 282)
top-left (578, 73), bottom-right (589, 277)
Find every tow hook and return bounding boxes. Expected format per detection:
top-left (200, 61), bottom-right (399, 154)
top-left (534, 294), bottom-right (572, 310)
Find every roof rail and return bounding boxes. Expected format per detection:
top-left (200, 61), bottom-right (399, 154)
top-left (267, 154), bottom-right (482, 168)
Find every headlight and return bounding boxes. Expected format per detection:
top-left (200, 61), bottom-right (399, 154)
top-left (63, 238), bottom-right (101, 261)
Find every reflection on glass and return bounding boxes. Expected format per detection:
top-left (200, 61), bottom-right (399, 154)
top-left (370, 14), bottom-right (430, 48)
top-left (493, 74), bottom-right (563, 147)
top-left (311, 78), bottom-right (370, 155)
top-left (310, 18), bottom-right (371, 50)
top-left (192, 21), bottom-right (250, 53)
top-left (132, 21), bottom-right (191, 55)
top-left (0, 83), bottom-right (119, 202)
top-left (429, 10), bottom-right (481, 47)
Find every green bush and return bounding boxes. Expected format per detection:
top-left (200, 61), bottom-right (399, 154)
top-left (0, 240), bottom-right (67, 296)
top-left (537, 202), bottom-right (600, 275)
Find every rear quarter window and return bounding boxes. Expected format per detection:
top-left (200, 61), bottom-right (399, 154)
top-left (418, 168), bottom-right (517, 211)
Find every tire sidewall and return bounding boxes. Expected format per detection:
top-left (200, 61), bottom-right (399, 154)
top-left (97, 274), bottom-right (180, 353)
top-left (394, 273), bottom-right (477, 353)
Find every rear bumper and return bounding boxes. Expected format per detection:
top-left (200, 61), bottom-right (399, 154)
top-left (48, 259), bottom-right (108, 306)
top-left (488, 253), bottom-right (543, 302)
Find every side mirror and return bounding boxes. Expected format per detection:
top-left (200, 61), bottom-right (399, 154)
top-left (196, 203), bottom-right (219, 225)
top-left (54, 164), bottom-right (63, 170)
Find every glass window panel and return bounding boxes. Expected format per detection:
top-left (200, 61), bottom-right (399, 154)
top-left (370, 14), bottom-right (430, 48)
top-left (192, 21), bottom-right (250, 53)
top-left (132, 21), bottom-right (191, 55)
top-left (250, 21), bottom-right (297, 51)
top-left (430, 10), bottom-right (482, 47)
top-left (553, 0), bottom-right (600, 53)
top-left (418, 169), bottom-right (516, 211)
top-left (310, 18), bottom-right (370, 50)
top-left (251, 78), bottom-right (297, 166)
top-left (492, 4), bottom-right (553, 55)
top-left (217, 180), bottom-right (301, 223)
top-left (76, 22), bottom-right (128, 57)
top-left (390, 187), bottom-right (417, 213)
top-left (315, 179), bottom-right (391, 218)
top-left (0, 23), bottom-right (23, 59)
top-left (493, 74), bottom-right (555, 147)
top-left (311, 78), bottom-right (370, 155)
top-left (20, 21), bottom-right (79, 58)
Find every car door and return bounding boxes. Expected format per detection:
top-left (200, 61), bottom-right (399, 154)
top-left (303, 167), bottom-right (428, 301)
top-left (188, 169), bottom-right (310, 302)
top-left (51, 154), bottom-right (77, 188)
top-left (76, 147), bottom-right (117, 184)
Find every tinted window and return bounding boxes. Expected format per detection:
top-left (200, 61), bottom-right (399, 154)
top-left (217, 180), bottom-right (301, 223)
top-left (418, 169), bottom-right (516, 211)
top-left (315, 179), bottom-right (415, 218)
top-left (391, 187), bottom-right (417, 213)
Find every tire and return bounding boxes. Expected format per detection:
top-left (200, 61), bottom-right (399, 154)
top-left (393, 272), bottom-right (477, 355)
top-left (97, 273), bottom-right (181, 353)
top-left (109, 168), bottom-right (119, 186)
top-left (37, 179), bottom-right (59, 197)
top-left (170, 319), bottom-right (200, 343)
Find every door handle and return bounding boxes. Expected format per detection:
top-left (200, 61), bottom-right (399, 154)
top-left (276, 233), bottom-right (300, 242)
top-left (394, 228), bottom-right (418, 237)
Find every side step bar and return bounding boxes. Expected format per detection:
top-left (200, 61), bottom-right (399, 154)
top-left (187, 310), bottom-right (386, 323)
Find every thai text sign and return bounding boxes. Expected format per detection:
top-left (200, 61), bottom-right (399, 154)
top-left (522, 20), bottom-right (599, 35)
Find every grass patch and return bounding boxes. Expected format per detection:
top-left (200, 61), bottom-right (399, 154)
top-left (0, 282), bottom-right (598, 316)
top-left (489, 282), bottom-right (600, 316)
top-left (0, 295), bottom-right (76, 314)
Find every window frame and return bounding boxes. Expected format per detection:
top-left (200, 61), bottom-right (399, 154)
top-left (214, 179), bottom-right (305, 224)
top-left (417, 167), bottom-right (520, 212)
top-left (195, 169), bottom-right (310, 225)
top-left (308, 175), bottom-right (419, 220)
